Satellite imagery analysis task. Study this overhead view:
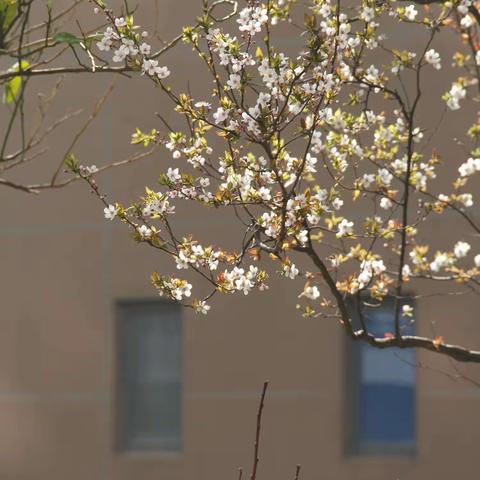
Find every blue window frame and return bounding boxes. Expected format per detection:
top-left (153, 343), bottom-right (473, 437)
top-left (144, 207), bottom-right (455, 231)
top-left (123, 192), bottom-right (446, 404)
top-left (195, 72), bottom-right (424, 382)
top-left (116, 300), bottom-right (182, 452)
top-left (346, 297), bottom-right (416, 455)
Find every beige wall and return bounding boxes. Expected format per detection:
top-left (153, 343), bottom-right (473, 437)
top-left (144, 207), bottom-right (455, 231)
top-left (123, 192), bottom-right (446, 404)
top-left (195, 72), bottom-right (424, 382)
top-left (1, 1), bottom-right (480, 479)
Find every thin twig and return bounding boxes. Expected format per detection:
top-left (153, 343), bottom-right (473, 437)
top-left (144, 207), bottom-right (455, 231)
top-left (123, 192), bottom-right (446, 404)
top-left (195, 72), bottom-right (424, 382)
top-left (250, 381), bottom-right (269, 480)
top-left (293, 465), bottom-right (301, 480)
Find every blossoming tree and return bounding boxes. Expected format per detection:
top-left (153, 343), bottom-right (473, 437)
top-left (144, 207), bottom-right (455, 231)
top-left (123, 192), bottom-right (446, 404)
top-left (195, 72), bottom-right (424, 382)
top-left (75, 0), bottom-right (480, 363)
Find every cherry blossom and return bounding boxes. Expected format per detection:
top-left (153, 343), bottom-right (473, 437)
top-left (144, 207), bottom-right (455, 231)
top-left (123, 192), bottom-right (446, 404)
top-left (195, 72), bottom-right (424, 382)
top-left (104, 205), bottom-right (116, 220)
top-left (424, 49), bottom-right (441, 70)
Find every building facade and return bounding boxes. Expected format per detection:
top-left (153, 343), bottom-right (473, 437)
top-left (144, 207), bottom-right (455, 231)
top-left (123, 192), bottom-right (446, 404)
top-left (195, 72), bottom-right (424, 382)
top-left (1, 1), bottom-right (480, 479)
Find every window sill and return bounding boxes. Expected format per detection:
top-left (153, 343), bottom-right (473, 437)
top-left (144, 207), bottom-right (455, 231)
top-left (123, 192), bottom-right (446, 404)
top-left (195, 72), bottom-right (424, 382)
top-left (116, 451), bottom-right (183, 462)
top-left (343, 451), bottom-right (417, 463)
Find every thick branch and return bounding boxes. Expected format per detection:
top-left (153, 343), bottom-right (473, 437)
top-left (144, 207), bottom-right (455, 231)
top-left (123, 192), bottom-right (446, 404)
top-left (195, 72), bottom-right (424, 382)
top-left (304, 242), bottom-right (355, 338)
top-left (354, 332), bottom-right (480, 363)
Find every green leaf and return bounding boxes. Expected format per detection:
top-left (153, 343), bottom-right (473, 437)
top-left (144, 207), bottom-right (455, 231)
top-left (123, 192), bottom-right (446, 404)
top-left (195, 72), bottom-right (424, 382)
top-left (3, 60), bottom-right (29, 105)
top-left (0, 0), bottom-right (17, 31)
top-left (64, 153), bottom-right (79, 172)
top-left (54, 32), bottom-right (81, 45)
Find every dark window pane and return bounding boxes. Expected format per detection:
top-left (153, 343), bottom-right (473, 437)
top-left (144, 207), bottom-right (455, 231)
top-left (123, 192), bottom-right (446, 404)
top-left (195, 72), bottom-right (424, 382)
top-left (359, 383), bottom-right (415, 445)
top-left (117, 301), bottom-right (182, 452)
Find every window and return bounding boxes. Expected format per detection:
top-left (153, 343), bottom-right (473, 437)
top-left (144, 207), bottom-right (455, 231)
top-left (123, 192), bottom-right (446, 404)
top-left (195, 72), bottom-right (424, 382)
top-left (116, 300), bottom-right (182, 452)
top-left (346, 297), bottom-right (416, 455)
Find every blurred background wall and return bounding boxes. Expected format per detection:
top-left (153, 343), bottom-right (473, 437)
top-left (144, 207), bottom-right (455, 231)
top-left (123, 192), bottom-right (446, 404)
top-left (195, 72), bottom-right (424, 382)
top-left (1, 1), bottom-right (480, 479)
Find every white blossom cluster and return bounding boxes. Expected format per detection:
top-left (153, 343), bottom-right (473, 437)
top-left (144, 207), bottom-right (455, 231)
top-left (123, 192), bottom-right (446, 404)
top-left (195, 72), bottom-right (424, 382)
top-left (95, 14), bottom-right (170, 80)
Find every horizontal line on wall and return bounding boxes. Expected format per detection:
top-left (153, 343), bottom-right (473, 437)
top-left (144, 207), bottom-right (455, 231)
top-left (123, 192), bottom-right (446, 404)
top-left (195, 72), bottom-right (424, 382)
top-left (0, 216), bottom-right (242, 236)
top-left (0, 390), bottom-right (328, 403)
top-left (419, 388), bottom-right (480, 398)
top-left (0, 392), bottom-right (108, 403)
top-left (186, 389), bottom-right (330, 401)
top-left (0, 387), bottom-right (477, 404)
